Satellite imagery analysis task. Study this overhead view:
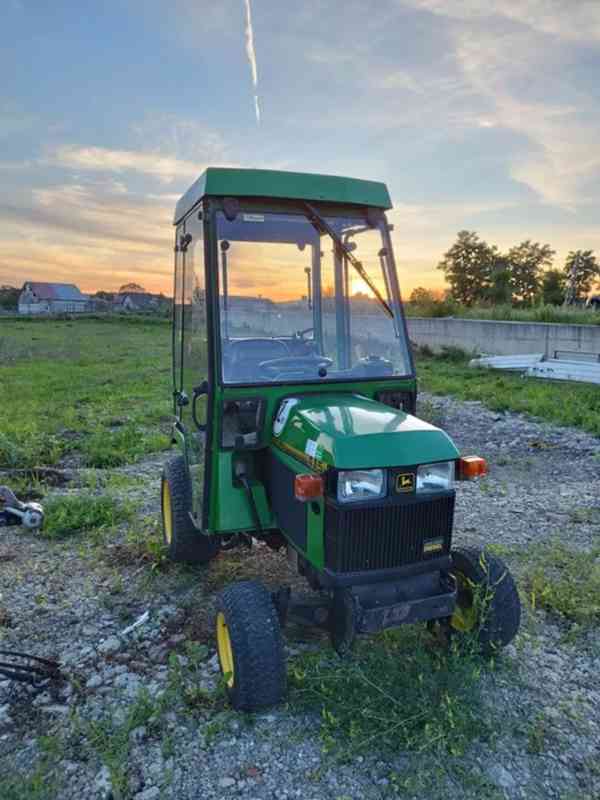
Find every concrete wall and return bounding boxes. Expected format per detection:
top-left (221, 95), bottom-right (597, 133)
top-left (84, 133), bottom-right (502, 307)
top-left (228, 308), bottom-right (600, 358)
top-left (406, 317), bottom-right (600, 358)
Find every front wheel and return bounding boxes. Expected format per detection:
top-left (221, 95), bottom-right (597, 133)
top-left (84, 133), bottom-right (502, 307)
top-left (448, 546), bottom-right (521, 655)
top-left (215, 581), bottom-right (286, 711)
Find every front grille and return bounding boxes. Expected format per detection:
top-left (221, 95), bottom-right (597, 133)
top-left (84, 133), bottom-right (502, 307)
top-left (324, 494), bottom-right (455, 573)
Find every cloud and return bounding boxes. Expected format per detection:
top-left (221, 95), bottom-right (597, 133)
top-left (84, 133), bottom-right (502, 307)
top-left (453, 29), bottom-right (600, 208)
top-left (243, 0), bottom-right (261, 123)
top-left (46, 145), bottom-right (206, 183)
top-left (405, 0), bottom-right (600, 41)
top-left (0, 180), bottom-right (175, 292)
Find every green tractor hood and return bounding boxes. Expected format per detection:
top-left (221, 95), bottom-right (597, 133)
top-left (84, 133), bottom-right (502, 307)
top-left (272, 393), bottom-right (459, 471)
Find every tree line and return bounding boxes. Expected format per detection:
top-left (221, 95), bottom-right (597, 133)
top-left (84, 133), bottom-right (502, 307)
top-left (412, 231), bottom-right (600, 307)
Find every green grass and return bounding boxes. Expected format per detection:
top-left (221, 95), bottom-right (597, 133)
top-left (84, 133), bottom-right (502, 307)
top-left (0, 318), bottom-right (172, 470)
top-left (406, 302), bottom-right (600, 326)
top-left (289, 625), bottom-right (494, 759)
top-left (416, 350), bottom-right (600, 435)
top-left (42, 494), bottom-right (133, 538)
top-left (521, 539), bottom-right (600, 632)
top-left (0, 736), bottom-right (63, 800)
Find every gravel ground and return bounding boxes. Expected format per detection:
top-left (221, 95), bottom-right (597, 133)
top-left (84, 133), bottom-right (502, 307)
top-left (1, 394), bottom-right (599, 800)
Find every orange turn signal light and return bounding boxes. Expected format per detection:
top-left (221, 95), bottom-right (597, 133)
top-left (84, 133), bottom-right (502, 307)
top-left (458, 456), bottom-right (488, 480)
top-left (294, 474), bottom-right (324, 502)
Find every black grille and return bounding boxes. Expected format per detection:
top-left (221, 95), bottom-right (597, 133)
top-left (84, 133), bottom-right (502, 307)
top-left (324, 494), bottom-right (455, 573)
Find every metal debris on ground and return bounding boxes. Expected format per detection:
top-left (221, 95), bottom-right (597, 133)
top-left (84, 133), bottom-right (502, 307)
top-left (527, 359), bottom-right (600, 385)
top-left (0, 486), bottom-right (45, 530)
top-left (0, 649), bottom-right (61, 684)
top-left (469, 354), bottom-right (545, 371)
top-left (120, 610), bottom-right (150, 636)
top-left (469, 352), bottom-right (600, 385)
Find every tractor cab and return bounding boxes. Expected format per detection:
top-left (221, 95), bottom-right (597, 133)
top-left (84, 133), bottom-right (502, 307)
top-left (162, 168), bottom-right (520, 712)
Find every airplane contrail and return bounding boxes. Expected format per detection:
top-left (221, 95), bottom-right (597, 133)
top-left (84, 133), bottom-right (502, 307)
top-left (244, 0), bottom-right (261, 124)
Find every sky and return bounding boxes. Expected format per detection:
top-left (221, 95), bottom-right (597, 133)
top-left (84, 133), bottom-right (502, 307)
top-left (1, 0), bottom-right (599, 296)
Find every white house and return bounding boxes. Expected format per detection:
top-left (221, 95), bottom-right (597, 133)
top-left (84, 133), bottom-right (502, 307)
top-left (19, 282), bottom-right (89, 315)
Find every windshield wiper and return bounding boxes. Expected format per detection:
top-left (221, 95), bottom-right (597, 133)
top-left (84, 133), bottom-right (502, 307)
top-left (303, 202), bottom-right (393, 319)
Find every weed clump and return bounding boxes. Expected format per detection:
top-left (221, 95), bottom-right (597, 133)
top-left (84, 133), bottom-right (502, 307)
top-left (42, 494), bottom-right (132, 538)
top-left (82, 427), bottom-right (168, 468)
top-left (289, 625), bottom-right (492, 759)
top-left (523, 539), bottom-right (600, 630)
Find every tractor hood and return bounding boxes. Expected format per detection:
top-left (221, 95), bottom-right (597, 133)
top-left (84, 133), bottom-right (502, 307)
top-left (271, 393), bottom-right (459, 471)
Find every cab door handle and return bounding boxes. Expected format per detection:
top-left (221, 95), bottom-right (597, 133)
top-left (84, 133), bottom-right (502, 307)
top-left (192, 380), bottom-right (209, 431)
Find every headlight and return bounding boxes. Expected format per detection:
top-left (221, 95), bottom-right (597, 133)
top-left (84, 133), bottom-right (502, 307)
top-left (416, 461), bottom-right (455, 493)
top-left (337, 469), bottom-right (386, 503)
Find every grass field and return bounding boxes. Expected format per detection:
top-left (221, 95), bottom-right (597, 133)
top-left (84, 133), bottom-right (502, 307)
top-left (405, 301), bottom-right (600, 326)
top-left (1, 316), bottom-right (599, 799)
top-left (417, 348), bottom-right (600, 435)
top-left (0, 317), bottom-right (171, 470)
top-left (1, 317), bottom-right (599, 477)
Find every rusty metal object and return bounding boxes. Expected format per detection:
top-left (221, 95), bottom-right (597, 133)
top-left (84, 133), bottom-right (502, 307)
top-left (0, 649), bottom-right (61, 684)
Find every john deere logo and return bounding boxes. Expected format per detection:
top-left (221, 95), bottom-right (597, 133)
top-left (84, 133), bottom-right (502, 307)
top-left (396, 473), bottom-right (415, 493)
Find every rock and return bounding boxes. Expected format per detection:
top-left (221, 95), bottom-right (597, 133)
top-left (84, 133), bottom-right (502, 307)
top-left (0, 704), bottom-right (13, 726)
top-left (129, 726), bottom-right (147, 744)
top-left (218, 777), bottom-right (236, 789)
top-left (93, 765), bottom-right (112, 799)
top-left (488, 763), bottom-right (516, 790)
top-left (41, 704), bottom-right (69, 715)
top-left (98, 636), bottom-right (121, 655)
top-left (86, 674), bottom-right (103, 689)
top-left (135, 787), bottom-right (160, 800)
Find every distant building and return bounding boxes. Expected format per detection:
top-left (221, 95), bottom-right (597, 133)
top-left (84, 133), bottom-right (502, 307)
top-left (113, 292), bottom-right (170, 313)
top-left (18, 282), bottom-right (89, 315)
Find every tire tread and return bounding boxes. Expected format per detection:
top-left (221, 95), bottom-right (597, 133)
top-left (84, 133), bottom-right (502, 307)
top-left (161, 455), bottom-right (217, 564)
top-left (451, 546), bottom-right (521, 654)
top-left (216, 580), bottom-right (286, 711)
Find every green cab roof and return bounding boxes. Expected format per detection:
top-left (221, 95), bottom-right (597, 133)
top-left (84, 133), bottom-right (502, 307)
top-left (174, 167), bottom-right (392, 224)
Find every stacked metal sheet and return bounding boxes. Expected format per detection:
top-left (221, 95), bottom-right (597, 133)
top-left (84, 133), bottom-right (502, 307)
top-left (526, 359), bottom-right (600, 385)
top-left (469, 353), bottom-right (600, 385)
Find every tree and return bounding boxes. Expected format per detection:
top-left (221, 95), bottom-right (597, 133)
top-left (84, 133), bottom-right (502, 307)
top-left (541, 270), bottom-right (565, 306)
top-left (0, 285), bottom-right (19, 310)
top-left (562, 250), bottom-right (600, 303)
top-left (92, 290), bottom-right (115, 301)
top-left (506, 240), bottom-right (554, 305)
top-left (484, 257), bottom-right (513, 305)
top-left (437, 231), bottom-right (497, 305)
top-left (119, 282), bottom-right (146, 294)
top-left (409, 287), bottom-right (435, 305)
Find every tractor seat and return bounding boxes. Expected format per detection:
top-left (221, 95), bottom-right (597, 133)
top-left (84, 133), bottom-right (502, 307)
top-left (223, 338), bottom-right (290, 382)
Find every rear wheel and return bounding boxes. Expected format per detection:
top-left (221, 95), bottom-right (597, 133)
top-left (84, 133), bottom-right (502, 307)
top-left (215, 581), bottom-right (286, 711)
top-left (449, 546), bottom-right (521, 655)
top-left (160, 455), bottom-right (218, 564)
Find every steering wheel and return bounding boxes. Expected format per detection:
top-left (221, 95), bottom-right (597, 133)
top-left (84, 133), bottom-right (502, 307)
top-left (295, 327), bottom-right (314, 340)
top-left (259, 355), bottom-right (333, 379)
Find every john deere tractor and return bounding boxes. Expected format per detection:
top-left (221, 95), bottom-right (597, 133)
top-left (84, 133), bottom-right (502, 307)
top-left (161, 168), bottom-right (520, 711)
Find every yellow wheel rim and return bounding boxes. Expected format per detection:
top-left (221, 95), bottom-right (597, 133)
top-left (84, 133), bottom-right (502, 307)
top-left (450, 573), bottom-right (478, 632)
top-left (162, 479), bottom-right (173, 545)
top-left (216, 612), bottom-right (234, 688)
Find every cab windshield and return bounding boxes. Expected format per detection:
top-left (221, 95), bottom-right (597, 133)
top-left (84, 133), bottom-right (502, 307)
top-left (216, 208), bottom-right (412, 385)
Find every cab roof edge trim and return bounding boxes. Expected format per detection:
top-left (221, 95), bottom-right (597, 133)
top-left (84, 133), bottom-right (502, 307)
top-left (174, 167), bottom-right (392, 224)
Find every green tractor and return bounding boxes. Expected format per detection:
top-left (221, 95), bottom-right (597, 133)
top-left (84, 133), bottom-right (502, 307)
top-left (161, 167), bottom-right (520, 711)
